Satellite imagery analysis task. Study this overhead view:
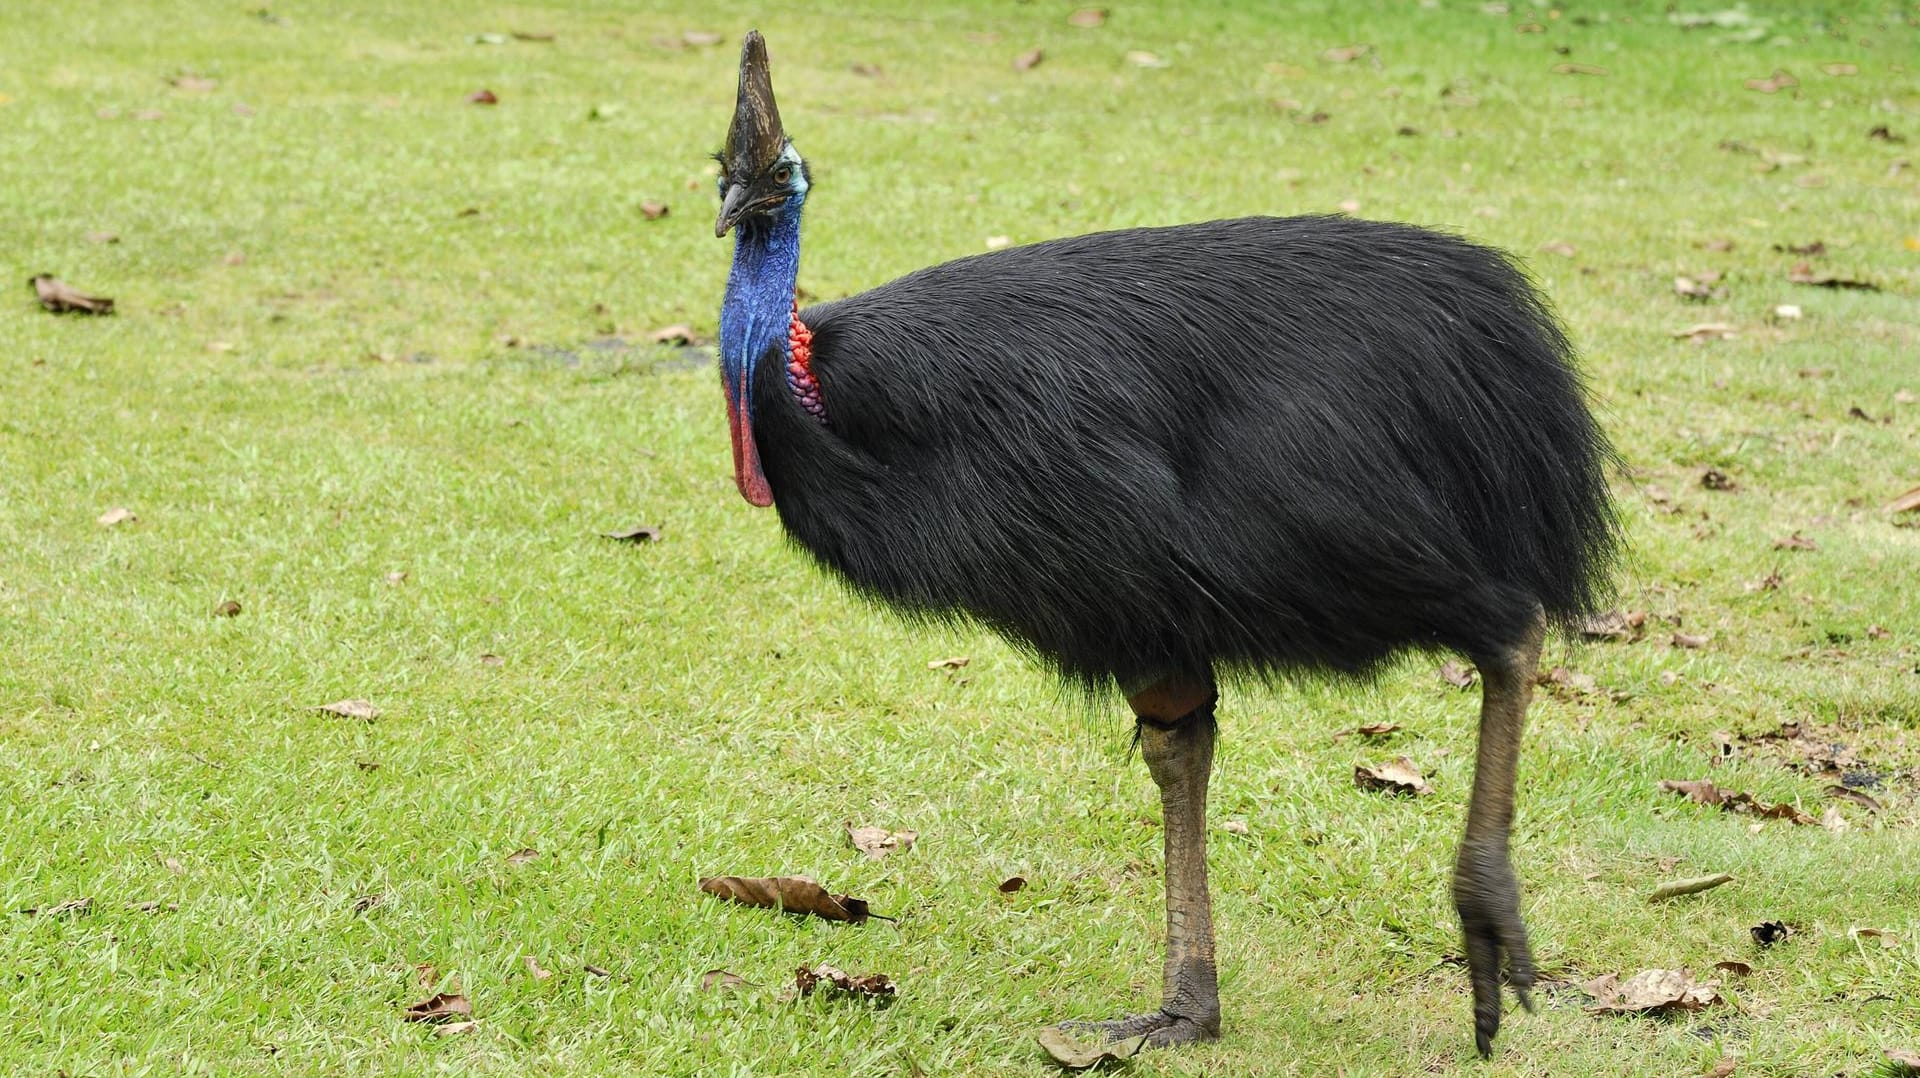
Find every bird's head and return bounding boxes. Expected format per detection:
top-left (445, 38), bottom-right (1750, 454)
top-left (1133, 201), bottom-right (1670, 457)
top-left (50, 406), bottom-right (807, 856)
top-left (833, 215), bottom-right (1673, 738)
top-left (714, 30), bottom-right (808, 238)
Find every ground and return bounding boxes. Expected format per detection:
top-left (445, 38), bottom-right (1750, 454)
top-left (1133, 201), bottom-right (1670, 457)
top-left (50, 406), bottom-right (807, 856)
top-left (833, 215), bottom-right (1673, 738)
top-left (2, 1), bottom-right (1918, 1075)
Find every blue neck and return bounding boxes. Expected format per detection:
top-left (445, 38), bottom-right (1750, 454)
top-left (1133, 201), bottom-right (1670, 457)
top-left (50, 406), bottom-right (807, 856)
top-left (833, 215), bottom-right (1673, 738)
top-left (720, 203), bottom-right (805, 422)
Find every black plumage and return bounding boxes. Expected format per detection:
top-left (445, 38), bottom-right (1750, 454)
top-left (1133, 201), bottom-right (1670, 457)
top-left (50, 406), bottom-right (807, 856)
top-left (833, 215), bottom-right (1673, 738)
top-left (755, 217), bottom-right (1616, 690)
top-left (711, 30), bottom-right (1619, 1058)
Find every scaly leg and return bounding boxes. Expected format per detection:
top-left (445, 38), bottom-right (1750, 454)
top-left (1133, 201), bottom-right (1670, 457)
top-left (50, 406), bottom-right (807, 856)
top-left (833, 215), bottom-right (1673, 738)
top-left (1455, 606), bottom-right (1547, 1057)
top-left (1063, 675), bottom-right (1221, 1047)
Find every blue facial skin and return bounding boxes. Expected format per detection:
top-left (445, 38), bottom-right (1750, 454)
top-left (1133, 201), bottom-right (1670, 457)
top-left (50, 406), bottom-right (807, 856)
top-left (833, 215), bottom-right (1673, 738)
top-left (718, 148), bottom-right (809, 434)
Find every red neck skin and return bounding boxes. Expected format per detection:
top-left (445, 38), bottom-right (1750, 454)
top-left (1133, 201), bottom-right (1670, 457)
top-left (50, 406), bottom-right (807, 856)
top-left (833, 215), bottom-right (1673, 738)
top-left (785, 298), bottom-right (826, 422)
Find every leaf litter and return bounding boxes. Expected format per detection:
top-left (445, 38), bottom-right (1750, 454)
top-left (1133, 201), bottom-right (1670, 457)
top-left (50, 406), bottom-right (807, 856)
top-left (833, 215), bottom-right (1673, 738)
top-left (1584, 969), bottom-right (1722, 1014)
top-left (1355, 756), bottom-right (1433, 796)
top-left (32, 275), bottom-right (115, 315)
top-left (1659, 778), bottom-right (1815, 825)
top-left (794, 963), bottom-right (895, 1000)
top-left (698, 875), bottom-right (880, 923)
top-left (315, 699), bottom-right (379, 721)
top-left (847, 823), bottom-right (917, 860)
top-left (402, 992), bottom-right (471, 1023)
top-left (1037, 1027), bottom-right (1147, 1070)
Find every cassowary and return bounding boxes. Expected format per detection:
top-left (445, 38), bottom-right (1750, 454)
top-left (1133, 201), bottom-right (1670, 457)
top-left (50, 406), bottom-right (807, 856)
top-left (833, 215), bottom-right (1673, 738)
top-left (711, 31), bottom-right (1617, 1056)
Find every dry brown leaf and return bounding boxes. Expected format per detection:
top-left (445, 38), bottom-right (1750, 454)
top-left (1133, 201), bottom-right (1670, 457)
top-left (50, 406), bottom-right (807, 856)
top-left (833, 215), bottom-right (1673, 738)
top-left (682, 30), bottom-right (723, 47)
top-left (1673, 322), bottom-right (1736, 342)
top-left (170, 74), bottom-right (217, 93)
top-left (434, 1020), bottom-right (477, 1037)
top-left (700, 968), bottom-right (748, 991)
top-left (584, 963), bottom-right (611, 977)
top-left (603, 525), bottom-right (661, 543)
top-left (467, 89), bottom-right (499, 105)
top-left (1712, 961), bottom-right (1753, 977)
top-left (1887, 485), bottom-right (1920, 513)
top-left (402, 992), bottom-right (472, 1023)
top-left (1824, 785), bottom-right (1884, 813)
top-left (998, 875), bottom-right (1027, 893)
top-left (1850, 926), bottom-right (1900, 946)
top-left (1537, 666), bottom-right (1600, 697)
top-left (640, 201), bottom-right (669, 221)
top-left (1037, 1027), bottom-right (1147, 1070)
top-left (1335, 721), bottom-right (1401, 739)
top-left (1660, 779), bottom-right (1815, 825)
top-left (316, 699), bottom-right (379, 721)
top-left (1673, 275), bottom-right (1720, 300)
top-left (213, 599), bottom-right (242, 617)
top-left (1788, 262), bottom-right (1879, 291)
top-left (33, 275), bottom-right (115, 315)
top-left (1124, 50), bottom-right (1166, 68)
top-left (1013, 47), bottom-right (1044, 72)
top-left (512, 30), bottom-right (556, 42)
top-left (1772, 532), bottom-right (1817, 551)
top-left (1701, 468), bottom-right (1739, 492)
top-left (849, 62), bottom-right (883, 78)
top-left (1222, 819), bottom-right (1250, 835)
top-left (85, 230), bottom-right (120, 244)
top-left (1672, 632), bottom-right (1711, 650)
top-left (847, 824), bottom-right (917, 860)
top-left (1323, 44), bottom-right (1371, 63)
top-left (28, 898), bottom-right (93, 918)
top-left (1580, 610), bottom-right (1647, 641)
top-left (927, 656), bottom-right (970, 670)
top-left (1647, 873), bottom-right (1734, 902)
top-left (385, 570), bottom-right (407, 585)
top-left (1066, 8), bottom-right (1107, 27)
top-left (1552, 62), bottom-right (1609, 76)
top-left (1585, 968), bottom-right (1721, 1014)
top-left (1539, 241), bottom-right (1577, 258)
top-left (97, 506), bottom-right (138, 526)
top-left (1438, 660), bottom-right (1477, 688)
top-left (351, 893), bottom-right (384, 913)
top-left (1869, 124), bottom-right (1906, 143)
top-left (1821, 62), bottom-right (1858, 77)
top-left (699, 875), bottom-right (874, 923)
top-left (649, 324), bottom-right (702, 345)
top-left (795, 963), bottom-right (895, 999)
top-left (1745, 69), bottom-right (1798, 93)
top-left (1355, 756), bottom-right (1433, 796)
top-left (506, 847), bottom-right (537, 866)
top-left (1705, 1058), bottom-right (1737, 1078)
top-left (1887, 1049), bottom-right (1920, 1073)
top-left (1819, 805), bottom-right (1849, 833)
top-left (523, 955), bottom-right (552, 980)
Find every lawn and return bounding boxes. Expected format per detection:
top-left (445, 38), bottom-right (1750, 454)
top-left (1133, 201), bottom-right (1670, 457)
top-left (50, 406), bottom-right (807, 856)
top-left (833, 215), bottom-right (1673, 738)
top-left (2, 0), bottom-right (1918, 1074)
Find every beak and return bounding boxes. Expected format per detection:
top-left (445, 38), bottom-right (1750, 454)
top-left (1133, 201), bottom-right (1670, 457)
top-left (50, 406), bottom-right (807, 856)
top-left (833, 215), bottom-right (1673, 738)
top-left (715, 182), bottom-right (749, 237)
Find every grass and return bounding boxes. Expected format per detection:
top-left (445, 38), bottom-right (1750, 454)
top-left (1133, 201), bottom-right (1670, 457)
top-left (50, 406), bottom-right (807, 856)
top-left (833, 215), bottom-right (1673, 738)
top-left (2, 0), bottom-right (1918, 1073)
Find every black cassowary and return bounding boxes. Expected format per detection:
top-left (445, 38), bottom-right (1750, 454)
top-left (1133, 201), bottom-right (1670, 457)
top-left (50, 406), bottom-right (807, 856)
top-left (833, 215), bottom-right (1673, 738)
top-left (711, 32), bottom-right (1617, 1056)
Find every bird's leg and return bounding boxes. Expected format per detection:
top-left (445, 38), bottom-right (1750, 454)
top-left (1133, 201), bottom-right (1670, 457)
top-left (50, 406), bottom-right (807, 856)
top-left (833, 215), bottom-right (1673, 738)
top-left (1454, 606), bottom-right (1547, 1057)
top-left (1062, 675), bottom-right (1221, 1048)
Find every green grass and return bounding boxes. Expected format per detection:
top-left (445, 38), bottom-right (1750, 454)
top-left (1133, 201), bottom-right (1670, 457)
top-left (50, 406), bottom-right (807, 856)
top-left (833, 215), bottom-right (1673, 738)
top-left (3, 0), bottom-right (1919, 1074)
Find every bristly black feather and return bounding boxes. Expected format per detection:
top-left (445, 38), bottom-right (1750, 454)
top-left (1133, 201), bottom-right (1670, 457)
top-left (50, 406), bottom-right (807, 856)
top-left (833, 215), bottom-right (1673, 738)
top-left (750, 215), bottom-right (1621, 693)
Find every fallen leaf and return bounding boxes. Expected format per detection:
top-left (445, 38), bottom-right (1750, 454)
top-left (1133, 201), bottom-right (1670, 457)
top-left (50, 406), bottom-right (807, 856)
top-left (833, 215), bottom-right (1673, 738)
top-left (506, 847), bottom-right (537, 866)
top-left (1648, 873), bottom-right (1734, 902)
top-left (649, 324), bottom-right (701, 345)
top-left (1037, 1027), bottom-right (1147, 1070)
top-left (129, 899), bottom-right (177, 913)
top-left (699, 875), bottom-right (874, 923)
top-left (1751, 920), bottom-right (1791, 945)
top-left (1788, 262), bottom-right (1878, 290)
top-left (927, 656), bottom-right (970, 670)
top-left (998, 875), bottom-right (1027, 893)
top-left (1124, 50), bottom-right (1167, 68)
top-left (1537, 666), bottom-right (1600, 697)
top-left (1013, 47), bottom-right (1044, 72)
top-left (512, 30), bottom-right (555, 42)
top-left (847, 824), bottom-right (917, 860)
top-left (682, 30), bottom-right (723, 47)
top-left (169, 74), bottom-right (217, 93)
top-left (1672, 632), bottom-right (1711, 649)
top-left (351, 893), bottom-right (384, 913)
top-left (523, 955), bottom-right (553, 980)
top-left (640, 201), bottom-right (669, 220)
top-left (31, 275), bottom-right (115, 315)
top-left (402, 992), bottom-right (472, 1023)
top-left (467, 89), bottom-right (499, 105)
top-left (1539, 241), bottom-right (1578, 257)
top-left (480, 653), bottom-right (504, 666)
top-left (1772, 532), bottom-right (1817, 551)
top-left (1712, 961), bottom-right (1753, 977)
top-left (1770, 303), bottom-right (1803, 322)
top-left (984, 235), bottom-right (1012, 250)
top-left (97, 506), bottom-right (138, 526)
top-left (1222, 819), bottom-right (1250, 835)
top-left (434, 1020), bottom-right (477, 1037)
top-left (214, 599), bottom-right (242, 617)
top-left (385, 570), bottom-right (407, 585)
top-left (163, 857), bottom-right (184, 874)
top-left (1887, 485), bottom-right (1920, 513)
top-left (700, 968), bottom-right (748, 990)
top-left (1322, 44), bottom-right (1371, 63)
top-left (85, 230), bottom-right (119, 244)
top-left (1438, 660), bottom-right (1477, 688)
top-left (1580, 610), bottom-right (1647, 641)
top-left (1869, 124), bottom-right (1906, 144)
top-left (1335, 721), bottom-right (1402, 739)
top-left (1698, 238), bottom-right (1734, 252)
top-left (1673, 322), bottom-right (1737, 342)
top-left (29, 898), bottom-right (92, 919)
top-left (1660, 779), bottom-right (1816, 825)
top-left (1704, 1059), bottom-right (1736, 1078)
top-left (795, 963), bottom-right (895, 999)
top-left (1819, 805), bottom-right (1849, 833)
top-left (584, 963), bottom-right (611, 977)
top-left (1355, 756), bottom-right (1433, 796)
top-left (1066, 8), bottom-right (1107, 27)
top-left (1849, 926), bottom-right (1899, 946)
top-left (1887, 1049), bottom-right (1920, 1073)
top-left (1821, 63), bottom-right (1858, 77)
top-left (316, 699), bottom-right (379, 721)
top-left (849, 62), bottom-right (883, 78)
top-left (1744, 69), bottom-right (1798, 93)
top-left (1552, 62), bottom-right (1609, 76)
top-left (1825, 786), bottom-right (1884, 813)
top-left (1700, 468), bottom-right (1739, 491)
top-left (1585, 969), bottom-right (1721, 1014)
top-left (602, 525), bottom-right (661, 543)
top-left (1673, 275), bottom-right (1720, 300)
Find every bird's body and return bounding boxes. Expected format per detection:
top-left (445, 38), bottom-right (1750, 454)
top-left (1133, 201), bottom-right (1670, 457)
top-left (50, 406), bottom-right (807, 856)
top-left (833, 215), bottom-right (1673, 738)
top-left (709, 31), bottom-right (1618, 1057)
top-left (755, 216), bottom-right (1613, 691)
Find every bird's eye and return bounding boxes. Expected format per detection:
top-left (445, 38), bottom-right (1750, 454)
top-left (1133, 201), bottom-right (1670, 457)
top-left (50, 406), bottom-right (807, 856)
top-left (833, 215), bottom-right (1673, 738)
top-left (772, 166), bottom-right (793, 185)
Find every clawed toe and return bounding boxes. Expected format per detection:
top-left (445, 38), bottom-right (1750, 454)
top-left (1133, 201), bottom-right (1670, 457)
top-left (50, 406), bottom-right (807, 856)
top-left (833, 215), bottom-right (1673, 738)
top-left (1060, 1009), bottom-right (1217, 1047)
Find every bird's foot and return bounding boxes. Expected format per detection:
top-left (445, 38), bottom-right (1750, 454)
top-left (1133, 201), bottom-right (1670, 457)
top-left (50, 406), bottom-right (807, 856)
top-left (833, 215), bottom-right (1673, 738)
top-left (1455, 842), bottom-right (1537, 1057)
top-left (1059, 1009), bottom-right (1218, 1048)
